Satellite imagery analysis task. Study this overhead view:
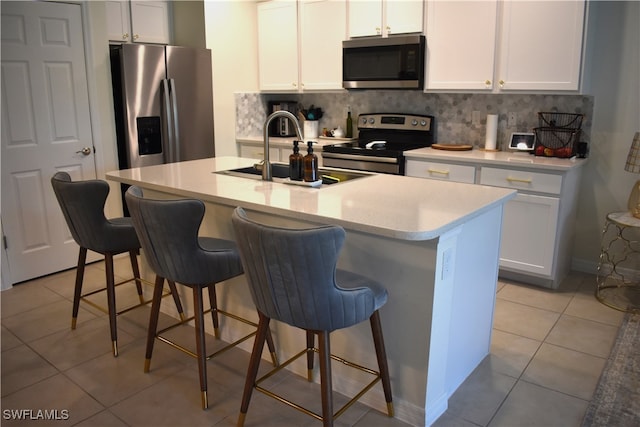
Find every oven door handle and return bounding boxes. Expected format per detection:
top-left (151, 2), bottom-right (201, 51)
top-left (321, 152), bottom-right (399, 164)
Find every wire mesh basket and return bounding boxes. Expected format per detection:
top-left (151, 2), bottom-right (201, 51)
top-left (538, 112), bottom-right (584, 130)
top-left (534, 127), bottom-right (581, 158)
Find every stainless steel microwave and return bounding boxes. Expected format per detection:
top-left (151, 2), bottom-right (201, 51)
top-left (342, 35), bottom-right (426, 90)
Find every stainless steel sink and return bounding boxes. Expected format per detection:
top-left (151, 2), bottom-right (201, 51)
top-left (215, 163), bottom-right (371, 185)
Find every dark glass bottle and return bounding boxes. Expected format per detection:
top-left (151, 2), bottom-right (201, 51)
top-left (346, 106), bottom-right (353, 138)
top-left (289, 140), bottom-right (304, 181)
top-left (303, 141), bottom-right (318, 182)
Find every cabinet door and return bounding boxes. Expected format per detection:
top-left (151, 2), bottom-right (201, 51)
top-left (425, 0), bottom-right (497, 90)
top-left (130, 1), bottom-right (171, 44)
top-left (497, 0), bottom-right (585, 91)
top-left (258, 1), bottom-right (299, 91)
top-left (300, 0), bottom-right (346, 90)
top-left (499, 193), bottom-right (559, 276)
top-left (385, 0), bottom-right (424, 35)
top-left (106, 0), bottom-right (131, 42)
top-left (348, 0), bottom-right (383, 37)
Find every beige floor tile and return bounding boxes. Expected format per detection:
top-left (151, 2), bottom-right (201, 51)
top-left (488, 381), bottom-right (588, 427)
top-left (29, 316), bottom-right (136, 371)
top-left (73, 410), bottom-right (129, 427)
top-left (2, 299), bottom-right (98, 344)
top-left (443, 361), bottom-right (517, 426)
top-left (65, 339), bottom-right (188, 407)
top-left (497, 282), bottom-right (574, 313)
top-left (492, 299), bottom-right (560, 341)
top-left (431, 411), bottom-right (479, 427)
top-left (0, 270), bottom-right (615, 427)
top-left (353, 409), bottom-right (412, 426)
top-left (1, 282), bottom-right (67, 319)
top-left (1, 344), bottom-right (58, 397)
top-left (1, 326), bottom-right (23, 351)
top-left (0, 374), bottom-right (105, 427)
top-left (521, 342), bottom-right (606, 400)
top-left (109, 367), bottom-right (236, 426)
top-left (565, 281), bottom-right (625, 326)
top-left (39, 262), bottom-right (107, 300)
top-left (487, 329), bottom-right (541, 378)
top-left (545, 314), bottom-right (619, 358)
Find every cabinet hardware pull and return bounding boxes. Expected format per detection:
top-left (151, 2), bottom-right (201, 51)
top-left (428, 168), bottom-right (450, 176)
top-left (506, 176), bottom-right (532, 184)
top-left (499, 79), bottom-right (505, 88)
top-left (376, 27), bottom-right (381, 34)
top-left (133, 34), bottom-right (139, 40)
top-left (485, 79), bottom-right (491, 86)
top-left (123, 33), bottom-right (129, 40)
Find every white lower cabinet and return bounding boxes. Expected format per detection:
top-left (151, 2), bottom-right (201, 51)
top-left (238, 140), bottom-right (324, 167)
top-left (239, 144), bottom-right (281, 162)
top-left (406, 155), bottom-right (583, 288)
top-left (499, 193), bottom-right (559, 276)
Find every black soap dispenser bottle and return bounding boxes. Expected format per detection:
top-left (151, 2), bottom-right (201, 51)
top-left (303, 141), bottom-right (318, 182)
top-left (289, 140), bottom-right (304, 181)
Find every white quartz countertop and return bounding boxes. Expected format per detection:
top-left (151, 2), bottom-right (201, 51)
top-left (405, 147), bottom-right (587, 171)
top-left (106, 157), bottom-right (515, 241)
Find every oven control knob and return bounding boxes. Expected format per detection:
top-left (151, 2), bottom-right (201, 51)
top-left (411, 119), bottom-right (418, 126)
top-left (369, 117), bottom-right (375, 124)
top-left (421, 120), bottom-right (427, 126)
top-left (361, 117), bottom-right (368, 125)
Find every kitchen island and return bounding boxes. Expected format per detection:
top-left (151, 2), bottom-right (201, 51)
top-left (106, 157), bottom-right (515, 427)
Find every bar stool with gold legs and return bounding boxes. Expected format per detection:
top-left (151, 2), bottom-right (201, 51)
top-left (232, 207), bottom-right (393, 427)
top-left (51, 172), bottom-right (184, 357)
top-left (125, 187), bottom-right (278, 410)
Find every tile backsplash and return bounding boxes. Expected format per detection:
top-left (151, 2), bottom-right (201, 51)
top-left (236, 91), bottom-right (593, 149)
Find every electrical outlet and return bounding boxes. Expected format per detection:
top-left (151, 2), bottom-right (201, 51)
top-left (508, 112), bottom-right (517, 128)
top-left (472, 110), bottom-right (481, 126)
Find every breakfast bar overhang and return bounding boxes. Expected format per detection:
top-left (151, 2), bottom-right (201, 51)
top-left (106, 157), bottom-right (515, 427)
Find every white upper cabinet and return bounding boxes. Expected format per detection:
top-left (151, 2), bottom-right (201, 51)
top-left (106, 1), bottom-right (171, 44)
top-left (425, 0), bottom-right (586, 92)
top-left (348, 0), bottom-right (423, 38)
top-left (299, 0), bottom-right (346, 90)
top-left (497, 0), bottom-right (585, 91)
top-left (257, 0), bottom-right (299, 91)
top-left (425, 1), bottom-right (497, 90)
top-left (106, 0), bottom-right (131, 43)
top-left (258, 0), bottom-right (346, 92)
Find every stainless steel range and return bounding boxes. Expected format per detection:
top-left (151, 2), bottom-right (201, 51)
top-left (321, 113), bottom-right (435, 175)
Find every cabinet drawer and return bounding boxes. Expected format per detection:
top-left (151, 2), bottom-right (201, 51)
top-left (480, 167), bottom-right (562, 195)
top-left (406, 160), bottom-right (475, 184)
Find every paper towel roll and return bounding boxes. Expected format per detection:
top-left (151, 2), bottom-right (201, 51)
top-left (485, 114), bottom-right (498, 150)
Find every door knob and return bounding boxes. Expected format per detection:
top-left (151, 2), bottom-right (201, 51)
top-left (76, 147), bottom-right (92, 156)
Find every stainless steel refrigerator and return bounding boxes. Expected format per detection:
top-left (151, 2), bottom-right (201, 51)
top-left (110, 43), bottom-right (215, 170)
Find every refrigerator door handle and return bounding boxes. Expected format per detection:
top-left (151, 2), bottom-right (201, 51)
top-left (161, 79), bottom-right (175, 163)
top-left (168, 78), bottom-right (181, 162)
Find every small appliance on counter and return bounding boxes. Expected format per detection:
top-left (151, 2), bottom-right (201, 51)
top-left (267, 101), bottom-right (298, 137)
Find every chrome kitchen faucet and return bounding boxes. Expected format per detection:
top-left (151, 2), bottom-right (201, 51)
top-left (262, 111), bottom-right (303, 181)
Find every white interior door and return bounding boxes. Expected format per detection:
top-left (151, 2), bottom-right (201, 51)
top-left (1, 1), bottom-right (97, 285)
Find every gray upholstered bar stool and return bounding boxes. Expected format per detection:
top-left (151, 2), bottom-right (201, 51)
top-left (51, 172), bottom-right (184, 357)
top-left (125, 187), bottom-right (277, 410)
top-left (231, 207), bottom-right (393, 427)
